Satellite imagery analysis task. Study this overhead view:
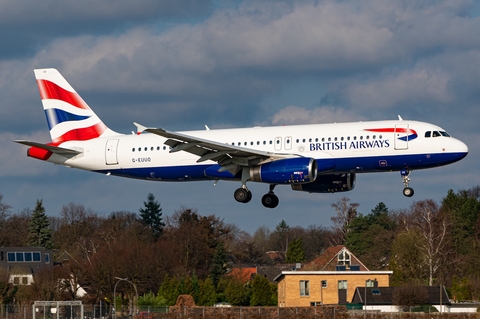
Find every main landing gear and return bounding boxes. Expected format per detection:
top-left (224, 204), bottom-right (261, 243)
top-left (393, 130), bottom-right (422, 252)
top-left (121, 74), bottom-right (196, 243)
top-left (261, 185), bottom-right (279, 209)
top-left (401, 169), bottom-right (414, 197)
top-left (234, 184), bottom-right (279, 208)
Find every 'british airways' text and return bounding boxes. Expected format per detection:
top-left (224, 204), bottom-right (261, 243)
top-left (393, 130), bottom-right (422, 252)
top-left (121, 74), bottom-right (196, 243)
top-left (310, 139), bottom-right (391, 151)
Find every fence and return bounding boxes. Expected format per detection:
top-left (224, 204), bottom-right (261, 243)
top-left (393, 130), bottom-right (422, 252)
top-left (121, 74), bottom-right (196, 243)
top-left (1, 305), bottom-right (479, 319)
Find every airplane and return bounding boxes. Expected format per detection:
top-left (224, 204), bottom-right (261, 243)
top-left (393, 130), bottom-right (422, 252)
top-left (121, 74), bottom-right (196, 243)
top-left (15, 68), bottom-right (469, 208)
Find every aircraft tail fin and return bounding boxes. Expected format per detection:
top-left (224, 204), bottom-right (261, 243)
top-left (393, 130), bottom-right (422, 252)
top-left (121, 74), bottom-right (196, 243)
top-left (34, 68), bottom-right (119, 144)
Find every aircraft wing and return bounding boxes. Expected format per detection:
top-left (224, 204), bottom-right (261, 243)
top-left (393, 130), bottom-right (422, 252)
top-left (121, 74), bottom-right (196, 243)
top-left (134, 123), bottom-right (295, 174)
top-left (14, 140), bottom-right (82, 157)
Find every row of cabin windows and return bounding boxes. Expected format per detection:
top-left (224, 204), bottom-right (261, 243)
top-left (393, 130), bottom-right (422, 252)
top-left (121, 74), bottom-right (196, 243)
top-left (130, 135), bottom-right (385, 152)
top-left (231, 135), bottom-right (384, 147)
top-left (132, 146), bottom-right (168, 152)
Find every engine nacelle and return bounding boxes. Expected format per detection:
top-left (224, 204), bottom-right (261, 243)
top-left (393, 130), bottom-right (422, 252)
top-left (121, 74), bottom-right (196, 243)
top-left (250, 158), bottom-right (317, 184)
top-left (291, 173), bottom-right (356, 193)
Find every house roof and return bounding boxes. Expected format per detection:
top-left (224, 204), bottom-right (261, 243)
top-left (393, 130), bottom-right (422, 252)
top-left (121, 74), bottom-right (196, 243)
top-left (257, 264), bottom-right (300, 283)
top-left (301, 245), bottom-right (369, 271)
top-left (351, 286), bottom-right (450, 306)
top-left (227, 267), bottom-right (257, 283)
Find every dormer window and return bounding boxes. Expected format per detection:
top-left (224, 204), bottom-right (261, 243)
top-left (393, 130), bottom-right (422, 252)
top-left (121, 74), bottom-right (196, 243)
top-left (338, 250), bottom-right (351, 266)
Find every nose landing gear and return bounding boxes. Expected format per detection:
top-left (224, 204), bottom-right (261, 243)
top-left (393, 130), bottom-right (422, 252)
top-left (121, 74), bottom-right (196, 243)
top-left (401, 169), bottom-right (414, 197)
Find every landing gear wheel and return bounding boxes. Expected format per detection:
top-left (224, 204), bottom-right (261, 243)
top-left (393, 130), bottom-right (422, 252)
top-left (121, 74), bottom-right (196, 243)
top-left (403, 187), bottom-right (414, 197)
top-left (234, 188), bottom-right (252, 203)
top-left (262, 194), bottom-right (279, 208)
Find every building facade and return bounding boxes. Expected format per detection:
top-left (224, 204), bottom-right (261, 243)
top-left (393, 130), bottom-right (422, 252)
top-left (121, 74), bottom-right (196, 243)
top-left (0, 247), bottom-right (54, 285)
top-left (275, 246), bottom-right (392, 306)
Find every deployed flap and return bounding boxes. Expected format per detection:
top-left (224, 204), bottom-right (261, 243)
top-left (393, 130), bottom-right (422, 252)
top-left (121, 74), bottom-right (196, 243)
top-left (14, 140), bottom-right (82, 157)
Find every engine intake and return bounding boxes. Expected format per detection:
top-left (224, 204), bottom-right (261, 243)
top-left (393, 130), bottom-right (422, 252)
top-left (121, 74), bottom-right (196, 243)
top-left (250, 158), bottom-right (317, 184)
top-left (291, 173), bottom-right (356, 193)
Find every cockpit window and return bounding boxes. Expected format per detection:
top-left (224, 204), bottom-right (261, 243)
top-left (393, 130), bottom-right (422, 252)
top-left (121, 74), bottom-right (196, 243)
top-left (440, 131), bottom-right (450, 137)
top-left (433, 131), bottom-right (441, 137)
top-left (425, 131), bottom-right (431, 138)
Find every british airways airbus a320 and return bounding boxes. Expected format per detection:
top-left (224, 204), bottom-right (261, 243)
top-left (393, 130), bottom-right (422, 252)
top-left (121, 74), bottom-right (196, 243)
top-left (15, 69), bottom-right (468, 208)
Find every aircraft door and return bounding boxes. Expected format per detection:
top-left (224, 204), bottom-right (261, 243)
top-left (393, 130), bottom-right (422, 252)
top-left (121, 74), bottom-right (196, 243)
top-left (394, 124), bottom-right (409, 150)
top-left (284, 136), bottom-right (292, 150)
top-left (105, 139), bottom-right (119, 165)
top-left (274, 137), bottom-right (282, 151)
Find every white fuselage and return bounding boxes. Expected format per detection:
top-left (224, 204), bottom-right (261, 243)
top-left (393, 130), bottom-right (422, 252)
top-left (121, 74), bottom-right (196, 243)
top-left (47, 119), bottom-right (468, 183)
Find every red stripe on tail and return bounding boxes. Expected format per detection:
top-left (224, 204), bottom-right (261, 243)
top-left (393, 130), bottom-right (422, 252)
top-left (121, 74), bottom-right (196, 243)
top-left (37, 79), bottom-right (90, 110)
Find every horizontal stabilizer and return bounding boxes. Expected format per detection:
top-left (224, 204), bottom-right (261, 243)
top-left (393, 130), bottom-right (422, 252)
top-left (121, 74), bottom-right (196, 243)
top-left (14, 140), bottom-right (82, 157)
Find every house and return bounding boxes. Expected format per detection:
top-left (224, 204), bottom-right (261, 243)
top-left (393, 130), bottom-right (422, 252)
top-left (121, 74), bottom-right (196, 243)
top-left (274, 246), bottom-right (392, 307)
top-left (352, 286), bottom-right (480, 313)
top-left (352, 286), bottom-right (450, 312)
top-left (0, 247), bottom-right (54, 285)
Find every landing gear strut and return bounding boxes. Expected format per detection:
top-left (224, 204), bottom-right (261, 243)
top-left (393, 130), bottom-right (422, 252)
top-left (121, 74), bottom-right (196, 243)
top-left (401, 169), bottom-right (414, 197)
top-left (261, 184), bottom-right (279, 208)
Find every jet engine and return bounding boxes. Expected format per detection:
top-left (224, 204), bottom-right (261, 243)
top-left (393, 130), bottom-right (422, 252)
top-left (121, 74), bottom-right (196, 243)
top-left (291, 173), bottom-right (356, 193)
top-left (249, 157), bottom-right (317, 184)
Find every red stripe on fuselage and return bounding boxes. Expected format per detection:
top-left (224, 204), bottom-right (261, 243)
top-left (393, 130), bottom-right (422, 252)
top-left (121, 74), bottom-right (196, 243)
top-left (37, 79), bottom-right (90, 110)
top-left (365, 128), bottom-right (417, 134)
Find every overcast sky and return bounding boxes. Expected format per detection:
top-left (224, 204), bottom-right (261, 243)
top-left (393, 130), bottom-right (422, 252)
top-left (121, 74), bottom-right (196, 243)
top-left (1, 0), bottom-right (479, 234)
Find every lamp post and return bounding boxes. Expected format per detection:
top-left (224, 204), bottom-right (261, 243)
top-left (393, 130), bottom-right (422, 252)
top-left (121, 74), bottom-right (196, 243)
top-left (113, 277), bottom-right (139, 319)
top-left (364, 279), bottom-right (371, 318)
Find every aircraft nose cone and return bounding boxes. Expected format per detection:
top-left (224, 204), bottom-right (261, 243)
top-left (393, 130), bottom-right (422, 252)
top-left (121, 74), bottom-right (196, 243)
top-left (456, 139), bottom-right (468, 158)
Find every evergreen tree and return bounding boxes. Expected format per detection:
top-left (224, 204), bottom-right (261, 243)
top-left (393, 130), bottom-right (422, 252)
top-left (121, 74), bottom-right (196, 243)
top-left (345, 202), bottom-right (397, 269)
top-left (198, 277), bottom-right (217, 306)
top-left (285, 238), bottom-right (306, 263)
top-left (209, 242), bottom-right (228, 288)
top-left (158, 275), bottom-right (179, 306)
top-left (250, 275), bottom-right (276, 306)
top-left (28, 200), bottom-right (53, 249)
top-left (139, 193), bottom-right (165, 240)
top-left (190, 273), bottom-right (201, 304)
top-left (270, 220), bottom-right (291, 253)
top-left (224, 278), bottom-right (251, 306)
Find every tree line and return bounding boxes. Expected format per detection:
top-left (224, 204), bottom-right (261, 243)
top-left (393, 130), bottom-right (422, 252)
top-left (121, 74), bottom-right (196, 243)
top-left (0, 186), bottom-right (478, 306)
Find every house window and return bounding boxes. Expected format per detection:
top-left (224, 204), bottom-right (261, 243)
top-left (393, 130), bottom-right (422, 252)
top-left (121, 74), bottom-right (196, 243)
top-left (16, 252), bottom-right (24, 262)
top-left (33, 252), bottom-right (41, 262)
top-left (44, 253), bottom-right (50, 264)
top-left (7, 252), bottom-right (15, 262)
top-left (366, 279), bottom-right (375, 287)
top-left (338, 280), bottom-right (347, 290)
top-left (338, 250), bottom-right (351, 266)
top-left (321, 280), bottom-right (327, 288)
top-left (22, 277), bottom-right (28, 285)
top-left (300, 280), bottom-right (310, 296)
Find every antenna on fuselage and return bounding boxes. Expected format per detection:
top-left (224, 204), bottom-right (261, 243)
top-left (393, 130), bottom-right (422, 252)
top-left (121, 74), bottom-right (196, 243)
top-left (398, 115), bottom-right (404, 121)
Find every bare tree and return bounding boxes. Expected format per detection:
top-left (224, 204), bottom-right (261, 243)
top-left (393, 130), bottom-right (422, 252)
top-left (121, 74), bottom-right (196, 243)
top-left (330, 197), bottom-right (359, 245)
top-left (400, 200), bottom-right (448, 286)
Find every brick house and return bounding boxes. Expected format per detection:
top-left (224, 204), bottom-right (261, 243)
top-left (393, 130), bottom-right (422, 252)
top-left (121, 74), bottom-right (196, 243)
top-left (274, 246), bottom-right (392, 306)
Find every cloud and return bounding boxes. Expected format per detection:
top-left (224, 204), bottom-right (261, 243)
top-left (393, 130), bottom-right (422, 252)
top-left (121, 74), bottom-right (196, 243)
top-left (271, 105), bottom-right (365, 125)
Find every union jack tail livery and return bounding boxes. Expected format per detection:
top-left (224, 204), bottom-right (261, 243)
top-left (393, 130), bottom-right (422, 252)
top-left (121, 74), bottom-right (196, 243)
top-left (15, 68), bottom-right (468, 208)
top-left (34, 68), bottom-right (118, 144)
